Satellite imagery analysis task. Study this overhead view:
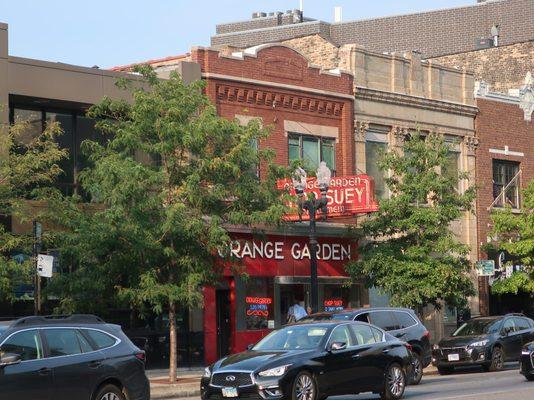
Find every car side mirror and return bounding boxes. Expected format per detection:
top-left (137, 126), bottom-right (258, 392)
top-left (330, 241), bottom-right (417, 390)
top-left (0, 353), bottom-right (21, 368)
top-left (247, 344), bottom-right (254, 351)
top-left (328, 342), bottom-right (347, 352)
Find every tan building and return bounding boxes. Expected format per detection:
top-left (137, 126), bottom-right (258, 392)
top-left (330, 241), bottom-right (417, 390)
top-left (276, 36), bottom-right (480, 339)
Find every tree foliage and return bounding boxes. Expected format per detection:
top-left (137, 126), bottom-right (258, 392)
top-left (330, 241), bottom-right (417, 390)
top-left (489, 181), bottom-right (534, 296)
top-left (44, 67), bottom-right (288, 379)
top-left (346, 132), bottom-right (476, 310)
top-left (0, 120), bottom-right (66, 302)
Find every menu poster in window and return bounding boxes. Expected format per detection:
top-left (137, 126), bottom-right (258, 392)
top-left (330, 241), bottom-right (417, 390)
top-left (246, 297), bottom-right (272, 330)
top-left (324, 299), bottom-right (344, 312)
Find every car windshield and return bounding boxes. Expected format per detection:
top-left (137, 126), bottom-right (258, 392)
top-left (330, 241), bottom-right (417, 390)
top-left (452, 319), bottom-right (500, 336)
top-left (253, 325), bottom-right (328, 351)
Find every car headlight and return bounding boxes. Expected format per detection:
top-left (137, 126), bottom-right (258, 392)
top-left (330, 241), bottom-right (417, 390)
top-left (469, 339), bottom-right (489, 348)
top-left (258, 365), bottom-right (291, 377)
top-left (203, 366), bottom-right (212, 378)
top-left (432, 344), bottom-right (440, 350)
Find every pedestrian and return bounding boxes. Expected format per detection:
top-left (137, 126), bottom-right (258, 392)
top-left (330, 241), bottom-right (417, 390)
top-left (287, 299), bottom-right (308, 323)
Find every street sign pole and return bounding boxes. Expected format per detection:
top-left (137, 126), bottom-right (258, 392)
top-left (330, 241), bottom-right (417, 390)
top-left (33, 221), bottom-right (42, 315)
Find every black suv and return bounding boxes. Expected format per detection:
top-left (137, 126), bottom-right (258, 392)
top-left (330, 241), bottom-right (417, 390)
top-left (432, 314), bottom-right (534, 374)
top-left (0, 315), bottom-right (150, 400)
top-left (301, 307), bottom-right (431, 383)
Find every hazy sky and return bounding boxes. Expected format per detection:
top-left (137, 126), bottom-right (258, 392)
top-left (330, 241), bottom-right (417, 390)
top-left (1, 0), bottom-right (473, 68)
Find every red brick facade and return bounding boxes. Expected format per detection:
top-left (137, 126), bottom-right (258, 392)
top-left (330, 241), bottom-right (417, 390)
top-left (189, 45), bottom-right (354, 177)
top-left (475, 97), bottom-right (534, 315)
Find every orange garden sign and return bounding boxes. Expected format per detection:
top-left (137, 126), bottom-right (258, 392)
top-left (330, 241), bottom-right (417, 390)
top-left (277, 174), bottom-right (379, 221)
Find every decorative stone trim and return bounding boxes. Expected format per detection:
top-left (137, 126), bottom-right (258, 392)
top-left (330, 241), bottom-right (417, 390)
top-left (355, 86), bottom-right (478, 117)
top-left (391, 125), bottom-right (409, 146)
top-left (464, 136), bottom-right (479, 155)
top-left (519, 72), bottom-right (534, 122)
top-left (354, 121), bottom-right (369, 142)
top-left (216, 84), bottom-right (345, 117)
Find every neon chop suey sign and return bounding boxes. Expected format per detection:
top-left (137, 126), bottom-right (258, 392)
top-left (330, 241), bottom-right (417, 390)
top-left (220, 239), bottom-right (352, 261)
top-left (277, 174), bottom-right (379, 221)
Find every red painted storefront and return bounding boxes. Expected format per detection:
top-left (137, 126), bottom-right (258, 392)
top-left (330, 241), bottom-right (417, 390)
top-left (203, 231), bottom-right (359, 364)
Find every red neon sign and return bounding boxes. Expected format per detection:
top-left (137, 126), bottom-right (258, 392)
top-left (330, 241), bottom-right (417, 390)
top-left (277, 175), bottom-right (379, 221)
top-left (246, 297), bottom-right (272, 304)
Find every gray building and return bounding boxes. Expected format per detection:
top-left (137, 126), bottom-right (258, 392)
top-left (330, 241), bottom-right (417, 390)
top-left (211, 0), bottom-right (534, 58)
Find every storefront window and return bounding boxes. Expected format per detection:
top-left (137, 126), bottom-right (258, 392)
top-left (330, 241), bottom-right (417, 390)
top-left (322, 284), bottom-right (361, 312)
top-left (236, 277), bottom-right (274, 331)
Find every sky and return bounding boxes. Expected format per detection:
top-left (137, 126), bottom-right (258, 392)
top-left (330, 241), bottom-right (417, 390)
top-left (1, 0), bottom-right (474, 69)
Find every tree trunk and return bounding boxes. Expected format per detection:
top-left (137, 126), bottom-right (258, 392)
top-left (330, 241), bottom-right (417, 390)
top-left (169, 301), bottom-right (177, 384)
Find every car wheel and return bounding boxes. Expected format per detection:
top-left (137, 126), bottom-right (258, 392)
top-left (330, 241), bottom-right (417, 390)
top-left (292, 371), bottom-right (317, 400)
top-left (486, 347), bottom-right (504, 372)
top-left (380, 363), bottom-right (406, 400)
top-left (437, 366), bottom-right (454, 375)
top-left (95, 384), bottom-right (125, 400)
top-left (409, 353), bottom-right (423, 385)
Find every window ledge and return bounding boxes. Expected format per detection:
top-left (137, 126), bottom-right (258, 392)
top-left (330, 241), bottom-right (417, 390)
top-left (490, 206), bottom-right (522, 214)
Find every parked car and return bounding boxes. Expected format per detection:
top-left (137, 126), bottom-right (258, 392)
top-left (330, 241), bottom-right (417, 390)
top-left (432, 314), bottom-right (534, 374)
top-left (0, 314), bottom-right (150, 400)
top-left (300, 307), bottom-right (431, 384)
top-left (201, 320), bottom-right (412, 400)
top-left (520, 341), bottom-right (534, 381)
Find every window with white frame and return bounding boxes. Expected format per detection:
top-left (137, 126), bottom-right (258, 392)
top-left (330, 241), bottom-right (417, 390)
top-left (288, 133), bottom-right (335, 174)
top-left (492, 160), bottom-right (520, 208)
top-left (365, 126), bottom-right (389, 199)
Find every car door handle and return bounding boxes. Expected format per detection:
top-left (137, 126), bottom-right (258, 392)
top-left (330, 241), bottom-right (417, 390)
top-left (382, 349), bottom-right (390, 354)
top-left (394, 332), bottom-right (406, 338)
top-left (352, 354), bottom-right (361, 359)
top-left (88, 361), bottom-right (102, 368)
top-left (38, 367), bottom-right (51, 376)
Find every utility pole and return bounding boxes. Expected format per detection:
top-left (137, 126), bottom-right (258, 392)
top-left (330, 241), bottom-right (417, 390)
top-left (33, 221), bottom-right (42, 315)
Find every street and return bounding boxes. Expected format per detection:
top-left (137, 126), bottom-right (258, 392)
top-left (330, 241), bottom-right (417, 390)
top-left (174, 364), bottom-right (533, 400)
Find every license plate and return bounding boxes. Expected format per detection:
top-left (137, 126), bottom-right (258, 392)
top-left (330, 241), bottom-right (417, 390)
top-left (448, 353), bottom-right (460, 361)
top-left (222, 387), bottom-right (239, 398)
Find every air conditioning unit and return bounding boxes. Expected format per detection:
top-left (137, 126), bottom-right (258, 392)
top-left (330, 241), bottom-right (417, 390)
top-left (475, 37), bottom-right (494, 49)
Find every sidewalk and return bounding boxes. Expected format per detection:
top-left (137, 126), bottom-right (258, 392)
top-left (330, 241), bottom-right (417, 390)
top-left (148, 366), bottom-right (439, 399)
top-left (148, 368), bottom-right (203, 400)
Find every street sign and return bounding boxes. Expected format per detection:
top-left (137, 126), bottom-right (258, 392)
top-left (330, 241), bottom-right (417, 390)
top-left (37, 254), bottom-right (54, 278)
top-left (476, 260), bottom-right (495, 277)
top-left (277, 174), bottom-right (379, 221)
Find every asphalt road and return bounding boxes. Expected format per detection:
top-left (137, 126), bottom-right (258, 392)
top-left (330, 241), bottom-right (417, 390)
top-left (176, 363), bottom-right (532, 400)
top-left (347, 363), bottom-right (533, 400)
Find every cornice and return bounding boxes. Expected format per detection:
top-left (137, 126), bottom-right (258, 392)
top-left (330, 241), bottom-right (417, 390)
top-left (355, 87), bottom-right (478, 117)
top-left (216, 83), bottom-right (345, 117)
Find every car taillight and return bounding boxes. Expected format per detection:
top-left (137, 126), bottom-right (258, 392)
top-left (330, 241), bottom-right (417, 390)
top-left (423, 330), bottom-right (430, 340)
top-left (135, 352), bottom-right (146, 363)
top-left (405, 343), bottom-right (413, 352)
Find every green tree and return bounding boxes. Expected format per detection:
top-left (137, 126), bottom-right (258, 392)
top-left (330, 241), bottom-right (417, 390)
top-left (347, 132), bottom-right (476, 312)
top-left (45, 66), bottom-right (288, 382)
top-left (0, 119), bottom-right (66, 303)
top-left (489, 181), bottom-right (534, 296)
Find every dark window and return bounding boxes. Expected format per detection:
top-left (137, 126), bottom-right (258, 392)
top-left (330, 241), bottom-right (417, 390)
top-left (11, 106), bottom-right (101, 199)
top-left (238, 277), bottom-right (274, 331)
top-left (288, 133), bottom-right (335, 173)
top-left (76, 330), bottom-right (94, 353)
top-left (513, 317), bottom-right (530, 332)
top-left (493, 160), bottom-right (520, 208)
top-left (368, 311), bottom-right (399, 331)
top-left (444, 150), bottom-right (461, 192)
top-left (354, 312), bottom-right (370, 324)
top-left (43, 329), bottom-right (83, 357)
top-left (0, 330), bottom-right (43, 361)
top-left (83, 330), bottom-right (117, 350)
top-left (350, 324), bottom-right (377, 345)
top-left (502, 318), bottom-right (516, 334)
top-left (394, 312), bottom-right (417, 329)
top-left (370, 326), bottom-right (384, 342)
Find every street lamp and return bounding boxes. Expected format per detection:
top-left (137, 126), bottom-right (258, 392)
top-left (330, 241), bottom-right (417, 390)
top-left (292, 162), bottom-right (331, 313)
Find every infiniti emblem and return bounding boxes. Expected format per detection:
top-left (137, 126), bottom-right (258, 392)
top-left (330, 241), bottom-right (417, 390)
top-left (226, 375), bottom-right (236, 382)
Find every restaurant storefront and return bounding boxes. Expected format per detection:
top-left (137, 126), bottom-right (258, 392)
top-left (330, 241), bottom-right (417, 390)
top-left (203, 229), bottom-right (362, 364)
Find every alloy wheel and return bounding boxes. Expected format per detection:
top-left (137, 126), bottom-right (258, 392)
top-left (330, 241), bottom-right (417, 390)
top-left (387, 365), bottom-right (405, 397)
top-left (100, 393), bottom-right (120, 400)
top-left (295, 374), bottom-right (315, 400)
top-left (412, 356), bottom-right (422, 383)
top-left (492, 348), bottom-right (504, 370)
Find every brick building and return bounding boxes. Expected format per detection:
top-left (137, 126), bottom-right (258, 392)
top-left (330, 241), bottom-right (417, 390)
top-left (211, 0), bottom-right (534, 59)
top-left (474, 81), bottom-right (534, 317)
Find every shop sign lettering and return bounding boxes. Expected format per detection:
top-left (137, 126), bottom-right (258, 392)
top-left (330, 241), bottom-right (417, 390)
top-left (277, 174), bottom-right (379, 221)
top-left (220, 240), bottom-right (352, 261)
top-left (246, 297), bottom-right (271, 317)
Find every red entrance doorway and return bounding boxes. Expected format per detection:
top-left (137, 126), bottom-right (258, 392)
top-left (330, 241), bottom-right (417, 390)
top-left (216, 289), bottom-right (231, 359)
